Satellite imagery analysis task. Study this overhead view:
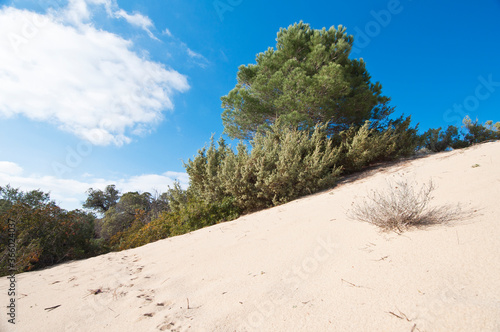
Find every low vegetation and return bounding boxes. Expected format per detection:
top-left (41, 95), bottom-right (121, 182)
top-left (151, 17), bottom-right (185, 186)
top-left (349, 179), bottom-right (463, 233)
top-left (185, 120), bottom-right (344, 213)
top-left (420, 116), bottom-right (500, 152)
top-left (0, 186), bottom-right (100, 275)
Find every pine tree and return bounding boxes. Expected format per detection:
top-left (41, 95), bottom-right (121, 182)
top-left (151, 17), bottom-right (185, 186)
top-left (221, 21), bottom-right (393, 139)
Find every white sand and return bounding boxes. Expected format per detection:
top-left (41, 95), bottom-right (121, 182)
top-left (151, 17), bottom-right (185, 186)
top-left (1, 141), bottom-right (500, 332)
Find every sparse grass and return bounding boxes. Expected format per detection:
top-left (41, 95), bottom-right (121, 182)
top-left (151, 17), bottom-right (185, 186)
top-left (349, 178), bottom-right (463, 233)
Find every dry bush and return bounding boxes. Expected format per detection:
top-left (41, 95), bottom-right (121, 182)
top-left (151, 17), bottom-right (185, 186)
top-left (349, 178), bottom-right (462, 232)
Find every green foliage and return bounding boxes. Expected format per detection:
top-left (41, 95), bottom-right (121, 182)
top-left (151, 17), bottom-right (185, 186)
top-left (386, 116), bottom-right (422, 158)
top-left (162, 181), bottom-right (188, 213)
top-left (221, 21), bottom-right (393, 139)
top-left (334, 116), bottom-right (420, 173)
top-left (149, 191), bottom-right (170, 220)
top-left (463, 116), bottom-right (500, 145)
top-left (422, 126), bottom-right (455, 152)
top-left (82, 184), bottom-right (175, 248)
top-left (83, 184), bottom-right (120, 214)
top-left (420, 117), bottom-right (500, 152)
top-left (99, 191), bottom-right (156, 241)
top-left (187, 115), bottom-right (420, 214)
top-left (116, 193), bottom-right (240, 250)
top-left (95, 182), bottom-right (239, 251)
top-left (186, 119), bottom-right (343, 213)
top-left (113, 214), bottom-right (170, 250)
top-left (183, 137), bottom-right (230, 204)
top-left (0, 189), bottom-right (98, 276)
top-left (0, 185), bottom-right (52, 214)
top-left (156, 195), bottom-right (239, 238)
top-left (421, 125), bottom-right (471, 152)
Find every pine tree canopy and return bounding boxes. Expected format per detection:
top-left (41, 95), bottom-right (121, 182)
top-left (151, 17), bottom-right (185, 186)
top-left (221, 21), bottom-right (394, 140)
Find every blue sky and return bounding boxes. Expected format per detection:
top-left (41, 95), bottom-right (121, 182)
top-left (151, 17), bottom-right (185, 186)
top-left (1, 0), bottom-right (499, 210)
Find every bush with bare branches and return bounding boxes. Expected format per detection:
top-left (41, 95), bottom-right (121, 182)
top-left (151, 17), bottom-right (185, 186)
top-left (349, 179), bottom-right (462, 232)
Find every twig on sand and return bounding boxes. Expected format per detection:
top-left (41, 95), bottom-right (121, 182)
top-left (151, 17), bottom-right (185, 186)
top-left (388, 311), bottom-right (404, 319)
top-left (341, 278), bottom-right (370, 289)
top-left (341, 279), bottom-right (360, 287)
top-left (398, 310), bottom-right (411, 321)
top-left (387, 309), bottom-right (411, 322)
top-left (185, 297), bottom-right (202, 309)
top-left (84, 288), bottom-right (105, 298)
top-left (44, 305), bottom-right (61, 311)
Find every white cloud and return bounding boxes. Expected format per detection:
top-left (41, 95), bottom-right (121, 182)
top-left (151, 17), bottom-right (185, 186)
top-left (0, 4), bottom-right (189, 146)
top-left (59, 0), bottom-right (159, 39)
top-left (0, 161), bottom-right (24, 176)
top-left (187, 48), bottom-right (202, 58)
top-left (114, 9), bottom-right (158, 40)
top-left (186, 47), bottom-right (210, 68)
top-left (163, 28), bottom-right (172, 37)
top-left (117, 171), bottom-right (189, 194)
top-left (61, 0), bottom-right (92, 25)
top-left (0, 161), bottom-right (189, 211)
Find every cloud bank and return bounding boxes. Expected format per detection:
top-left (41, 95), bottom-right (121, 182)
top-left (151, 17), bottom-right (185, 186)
top-left (0, 2), bottom-right (189, 146)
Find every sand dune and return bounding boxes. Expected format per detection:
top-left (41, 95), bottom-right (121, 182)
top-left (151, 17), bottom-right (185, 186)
top-left (2, 141), bottom-right (500, 332)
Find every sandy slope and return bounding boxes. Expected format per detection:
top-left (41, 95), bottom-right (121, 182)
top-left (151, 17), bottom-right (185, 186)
top-left (1, 142), bottom-right (500, 332)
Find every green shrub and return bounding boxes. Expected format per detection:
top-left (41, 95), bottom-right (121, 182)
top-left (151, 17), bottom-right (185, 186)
top-left (421, 125), bottom-right (469, 152)
top-left (114, 214), bottom-right (172, 250)
top-left (385, 116), bottom-right (422, 158)
top-left (334, 116), bottom-right (420, 173)
top-left (244, 120), bottom-right (342, 209)
top-left (185, 119), bottom-right (343, 213)
top-left (99, 192), bottom-right (155, 240)
top-left (166, 196), bottom-right (240, 236)
top-left (1, 203), bottom-right (97, 275)
top-left (463, 116), bottom-right (500, 145)
top-left (117, 196), bottom-right (240, 250)
top-left (420, 117), bottom-right (499, 152)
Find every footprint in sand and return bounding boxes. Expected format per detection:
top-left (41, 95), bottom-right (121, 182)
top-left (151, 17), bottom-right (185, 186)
top-left (137, 289), bottom-right (156, 305)
top-left (156, 314), bottom-right (192, 332)
top-left (153, 301), bottom-right (206, 332)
